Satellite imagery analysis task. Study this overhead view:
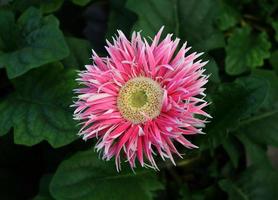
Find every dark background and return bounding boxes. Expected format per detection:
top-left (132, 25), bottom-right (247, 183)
top-left (0, 0), bottom-right (278, 200)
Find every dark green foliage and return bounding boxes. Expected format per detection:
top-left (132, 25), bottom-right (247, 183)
top-left (34, 175), bottom-right (54, 200)
top-left (0, 63), bottom-right (77, 147)
top-left (225, 26), bottom-right (271, 75)
top-left (0, 0), bottom-right (278, 199)
top-left (202, 76), bottom-right (269, 149)
top-left (219, 166), bottom-right (278, 200)
top-left (126, 0), bottom-right (225, 51)
top-left (62, 37), bottom-right (92, 69)
top-left (50, 150), bottom-right (163, 200)
top-left (0, 7), bottom-right (69, 78)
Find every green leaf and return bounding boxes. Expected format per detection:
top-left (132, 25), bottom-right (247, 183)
top-left (269, 50), bottom-right (278, 75)
top-left (33, 175), bottom-right (54, 200)
top-left (0, 99), bottom-right (14, 136)
top-left (62, 37), bottom-right (92, 69)
top-left (219, 179), bottom-right (251, 200)
top-left (217, 0), bottom-right (240, 31)
top-left (239, 109), bottom-right (278, 147)
top-left (225, 26), bottom-right (271, 75)
top-left (205, 56), bottom-right (220, 83)
top-left (271, 20), bottom-right (278, 42)
top-left (252, 70), bottom-right (278, 109)
top-left (126, 0), bottom-right (224, 51)
top-left (40, 0), bottom-right (64, 13)
top-left (235, 76), bottom-right (270, 118)
top-left (50, 149), bottom-right (163, 200)
top-left (0, 8), bottom-right (69, 78)
top-left (178, 0), bottom-right (225, 51)
top-left (219, 167), bottom-right (278, 200)
top-left (180, 185), bottom-right (205, 200)
top-left (222, 137), bottom-right (241, 168)
top-left (203, 76), bottom-right (269, 149)
top-left (71, 0), bottom-right (91, 6)
top-left (106, 0), bottom-right (137, 39)
top-left (0, 63), bottom-right (78, 147)
top-left (237, 133), bottom-right (271, 168)
top-left (11, 0), bottom-right (64, 13)
top-left (126, 0), bottom-right (176, 37)
top-left (0, 10), bottom-right (20, 52)
top-left (33, 195), bottom-right (53, 200)
top-left (257, 0), bottom-right (277, 17)
top-left (238, 70), bottom-right (278, 147)
top-left (0, 0), bottom-right (12, 6)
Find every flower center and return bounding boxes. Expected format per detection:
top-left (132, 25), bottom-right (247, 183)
top-left (130, 90), bottom-right (148, 108)
top-left (117, 77), bottom-right (163, 124)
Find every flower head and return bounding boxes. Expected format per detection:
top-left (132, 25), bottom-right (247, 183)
top-left (73, 27), bottom-right (210, 170)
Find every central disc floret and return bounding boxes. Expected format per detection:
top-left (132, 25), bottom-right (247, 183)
top-left (117, 77), bottom-right (163, 124)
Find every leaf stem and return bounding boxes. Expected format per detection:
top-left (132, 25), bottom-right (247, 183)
top-left (176, 156), bottom-right (201, 167)
top-left (239, 109), bottom-right (278, 126)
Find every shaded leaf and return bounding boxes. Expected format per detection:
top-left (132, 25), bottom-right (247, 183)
top-left (177, 0), bottom-right (225, 51)
top-left (222, 137), bottom-right (241, 168)
top-left (205, 56), bottom-right (220, 83)
top-left (238, 70), bottom-right (278, 147)
top-left (40, 0), bottom-right (64, 13)
top-left (0, 10), bottom-right (20, 52)
top-left (50, 149), bottom-right (163, 200)
top-left (11, 0), bottom-right (64, 13)
top-left (71, 0), bottom-right (92, 6)
top-left (180, 185), bottom-right (205, 200)
top-left (217, 0), bottom-right (240, 31)
top-left (106, 0), bottom-right (137, 39)
top-left (235, 76), bottom-right (269, 118)
top-left (0, 0), bottom-right (13, 6)
top-left (0, 99), bottom-right (14, 136)
top-left (126, 0), bottom-right (224, 51)
top-left (271, 20), bottom-right (278, 42)
top-left (269, 50), bottom-right (278, 75)
top-left (225, 26), bottom-right (271, 75)
top-left (126, 0), bottom-right (176, 37)
top-left (239, 108), bottom-right (278, 147)
top-left (237, 133), bottom-right (272, 168)
top-left (203, 76), bottom-right (269, 149)
top-left (62, 37), bottom-right (92, 69)
top-left (33, 175), bottom-right (54, 200)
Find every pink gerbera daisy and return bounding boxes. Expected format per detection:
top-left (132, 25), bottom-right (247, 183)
top-left (73, 27), bottom-right (210, 171)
